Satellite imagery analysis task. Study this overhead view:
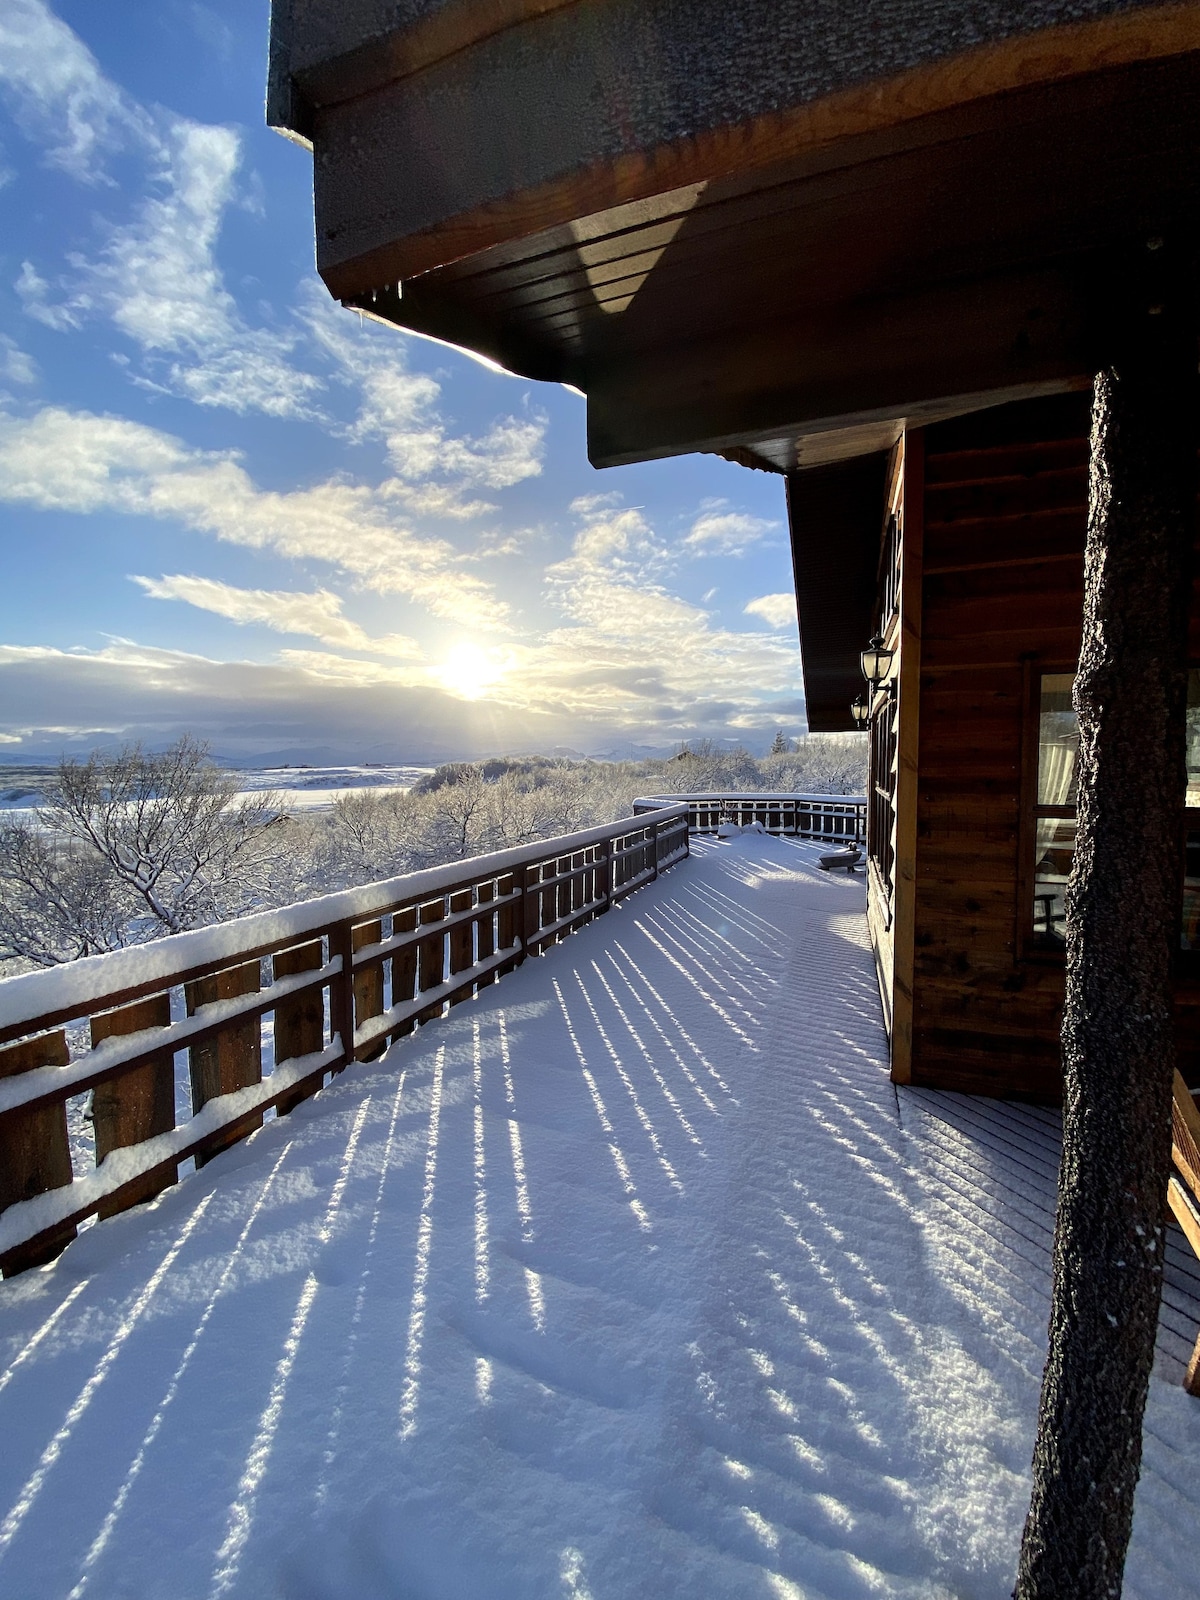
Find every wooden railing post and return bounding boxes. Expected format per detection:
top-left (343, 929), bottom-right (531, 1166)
top-left (273, 940), bottom-right (325, 1114)
top-left (91, 995), bottom-right (176, 1216)
top-left (0, 1031), bottom-right (76, 1275)
top-left (649, 819), bottom-right (659, 880)
top-left (186, 960), bottom-right (263, 1167)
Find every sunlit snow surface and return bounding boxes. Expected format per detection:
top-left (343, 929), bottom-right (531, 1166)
top-left (1, 836), bottom-right (1198, 1600)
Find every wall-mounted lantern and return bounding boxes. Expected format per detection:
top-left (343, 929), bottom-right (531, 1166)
top-left (850, 695), bottom-right (871, 728)
top-left (860, 633), bottom-right (894, 689)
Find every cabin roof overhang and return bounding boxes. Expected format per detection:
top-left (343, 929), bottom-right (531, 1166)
top-left (786, 454), bottom-right (889, 734)
top-left (270, 0), bottom-right (1200, 470)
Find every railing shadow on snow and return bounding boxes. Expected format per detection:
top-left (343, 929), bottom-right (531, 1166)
top-left (0, 807), bottom-right (689, 1278)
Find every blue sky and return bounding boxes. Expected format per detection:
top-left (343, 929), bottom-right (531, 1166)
top-left (0, 0), bottom-right (804, 765)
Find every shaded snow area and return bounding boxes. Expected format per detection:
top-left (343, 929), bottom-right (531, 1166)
top-left (1, 836), bottom-right (1198, 1599)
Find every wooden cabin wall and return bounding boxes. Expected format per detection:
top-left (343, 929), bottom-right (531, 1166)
top-left (905, 393), bottom-right (1092, 1100)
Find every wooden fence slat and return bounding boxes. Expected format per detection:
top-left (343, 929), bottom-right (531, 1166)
top-left (418, 898), bottom-right (447, 1022)
top-left (273, 941), bottom-right (325, 1114)
top-left (495, 875), bottom-right (519, 977)
top-left (327, 921), bottom-right (354, 1075)
top-left (523, 865), bottom-right (542, 956)
top-left (352, 920), bottom-right (386, 1059)
top-left (389, 907), bottom-right (418, 1039)
top-left (0, 1031), bottom-right (76, 1276)
top-left (185, 960), bottom-right (263, 1168)
top-left (475, 882), bottom-right (497, 989)
top-left (448, 890), bottom-right (475, 1007)
top-left (91, 995), bottom-right (176, 1217)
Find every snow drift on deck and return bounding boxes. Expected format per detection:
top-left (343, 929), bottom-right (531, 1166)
top-left (1, 835), bottom-right (1197, 1600)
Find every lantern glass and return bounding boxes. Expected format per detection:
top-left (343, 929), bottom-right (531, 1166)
top-left (860, 633), bottom-right (894, 687)
top-left (850, 696), bottom-right (870, 728)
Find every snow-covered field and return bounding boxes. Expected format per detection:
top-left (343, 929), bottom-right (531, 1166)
top-left (0, 763), bottom-right (432, 827)
top-left (0, 836), bottom-right (1196, 1599)
top-left (237, 764), bottom-right (433, 812)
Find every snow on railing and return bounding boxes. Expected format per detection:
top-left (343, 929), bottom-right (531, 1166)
top-left (0, 806), bottom-right (688, 1277)
top-left (632, 792), bottom-right (866, 845)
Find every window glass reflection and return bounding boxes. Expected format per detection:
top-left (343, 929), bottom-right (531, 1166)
top-left (1037, 673), bottom-right (1078, 807)
top-left (1187, 671), bottom-right (1200, 807)
top-left (1033, 815), bottom-right (1075, 944)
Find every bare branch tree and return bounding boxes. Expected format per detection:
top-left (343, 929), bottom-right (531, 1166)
top-left (40, 737), bottom-right (279, 935)
top-left (0, 821), bottom-right (137, 966)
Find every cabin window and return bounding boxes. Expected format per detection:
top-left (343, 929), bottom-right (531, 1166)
top-left (1029, 669), bottom-right (1200, 948)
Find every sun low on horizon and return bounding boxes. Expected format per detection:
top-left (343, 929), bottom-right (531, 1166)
top-left (437, 641), bottom-right (509, 703)
top-left (0, 0), bottom-right (807, 766)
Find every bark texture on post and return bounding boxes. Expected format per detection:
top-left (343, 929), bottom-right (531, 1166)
top-left (1015, 330), bottom-right (1197, 1597)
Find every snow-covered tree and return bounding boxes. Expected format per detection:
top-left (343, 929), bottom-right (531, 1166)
top-left (0, 821), bottom-right (136, 967)
top-left (41, 737), bottom-right (280, 936)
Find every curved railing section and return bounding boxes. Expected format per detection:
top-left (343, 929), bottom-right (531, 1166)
top-left (633, 791), bottom-right (866, 845)
top-left (0, 806), bottom-right (688, 1277)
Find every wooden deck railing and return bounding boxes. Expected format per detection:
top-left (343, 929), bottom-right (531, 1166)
top-left (633, 791), bottom-right (866, 844)
top-left (0, 806), bottom-right (688, 1278)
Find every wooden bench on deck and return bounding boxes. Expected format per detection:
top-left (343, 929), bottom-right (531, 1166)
top-left (1170, 1070), bottom-right (1200, 1395)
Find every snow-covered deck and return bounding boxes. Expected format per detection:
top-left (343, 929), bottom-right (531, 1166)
top-left (1, 836), bottom-right (1198, 1599)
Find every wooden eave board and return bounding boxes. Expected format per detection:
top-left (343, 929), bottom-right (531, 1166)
top-left (351, 52), bottom-right (1200, 405)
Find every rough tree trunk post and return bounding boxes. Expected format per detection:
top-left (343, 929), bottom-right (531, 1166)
top-left (1015, 263), bottom-right (1197, 1598)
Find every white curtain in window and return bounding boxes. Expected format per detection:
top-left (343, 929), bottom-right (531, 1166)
top-left (1039, 739), bottom-right (1076, 807)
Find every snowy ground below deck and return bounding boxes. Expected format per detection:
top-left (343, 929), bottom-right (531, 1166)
top-left (1, 835), bottom-right (1199, 1600)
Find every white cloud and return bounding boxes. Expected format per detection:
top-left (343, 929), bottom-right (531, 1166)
top-left (307, 294), bottom-right (546, 498)
top-left (569, 490), bottom-right (623, 518)
top-left (683, 507), bottom-right (776, 557)
top-left (1, 6), bottom-right (319, 419)
top-left (377, 481), bottom-right (496, 522)
top-left (744, 593), bottom-right (798, 630)
top-left (132, 575), bottom-right (422, 659)
top-left (3, 12), bottom-right (544, 504)
top-left (555, 505), bottom-right (666, 585)
top-left (0, 334), bottom-right (36, 385)
top-left (0, 406), bottom-right (507, 631)
top-left (0, 0), bottom-right (151, 182)
top-left (476, 500), bottom-right (805, 726)
top-left (16, 260), bottom-right (81, 331)
top-left (30, 115), bottom-right (321, 420)
top-left (103, 121), bottom-right (242, 353)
